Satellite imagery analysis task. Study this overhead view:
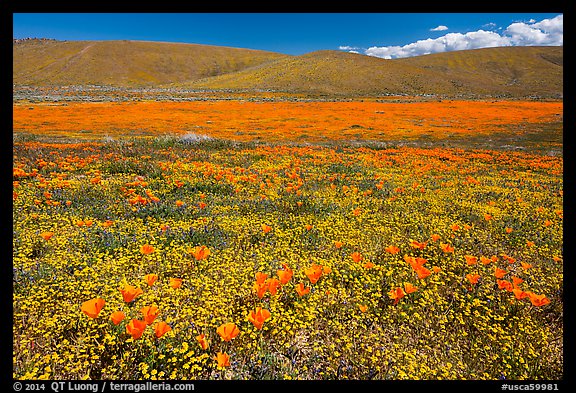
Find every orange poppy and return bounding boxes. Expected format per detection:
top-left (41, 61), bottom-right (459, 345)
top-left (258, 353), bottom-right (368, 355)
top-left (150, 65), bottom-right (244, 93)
top-left (175, 200), bottom-right (184, 207)
top-left (295, 282), bottom-right (310, 297)
top-left (544, 220), bottom-right (552, 227)
top-left (110, 311), bottom-right (125, 325)
top-left (40, 231), bottom-right (54, 241)
top-left (255, 272), bottom-right (268, 285)
top-left (415, 266), bottom-right (431, 279)
top-left (410, 240), bottom-right (427, 249)
top-left (464, 255), bottom-right (478, 266)
top-left (528, 292), bottom-right (550, 307)
top-left (144, 274), bottom-right (158, 287)
top-left (480, 256), bottom-right (492, 265)
top-left (352, 207), bottom-right (362, 216)
top-left (305, 264), bottom-right (323, 284)
top-left (198, 202), bottom-right (207, 209)
top-left (169, 278), bottom-right (183, 289)
top-left (432, 266), bottom-right (441, 273)
top-left (261, 224), bottom-right (272, 233)
top-left (526, 240), bottom-right (535, 248)
top-left (126, 319), bottom-right (147, 340)
top-left (430, 234), bottom-right (441, 242)
top-left (277, 264), bottom-right (293, 285)
top-left (81, 298), bottom-right (105, 319)
top-left (552, 256), bottom-right (562, 262)
top-left (253, 282), bottom-right (268, 299)
top-left (334, 241), bottom-right (343, 249)
top-left (215, 352), bottom-right (230, 367)
top-left (102, 220), bottom-right (114, 228)
top-left (363, 262), bottom-right (375, 269)
top-left (84, 220), bottom-right (93, 227)
top-left (440, 243), bottom-right (454, 253)
top-left (196, 333), bottom-right (209, 350)
top-left (513, 288), bottom-right (530, 300)
top-left (494, 268), bottom-right (507, 279)
top-left (505, 227), bottom-right (513, 233)
top-left (520, 262), bottom-right (533, 270)
top-left (248, 307), bottom-right (271, 330)
top-left (497, 279), bottom-right (513, 292)
top-left (450, 224), bottom-right (460, 231)
top-left (388, 287), bottom-right (405, 305)
top-left (466, 273), bottom-right (481, 285)
top-left (154, 321), bottom-right (171, 338)
top-left (266, 278), bottom-right (281, 296)
top-left (141, 305), bottom-right (160, 325)
top-left (358, 304), bottom-right (368, 313)
top-left (484, 214), bottom-right (492, 221)
top-left (385, 245), bottom-right (400, 254)
top-left (405, 255), bottom-right (427, 270)
top-left (217, 322), bottom-right (240, 341)
top-left (512, 276), bottom-right (524, 288)
top-left (120, 284), bottom-right (143, 303)
top-left (404, 282), bottom-right (418, 294)
top-left (140, 244), bottom-right (155, 255)
top-left (351, 252), bottom-right (363, 263)
top-left (192, 245), bottom-right (210, 261)
top-left (305, 224), bottom-right (313, 231)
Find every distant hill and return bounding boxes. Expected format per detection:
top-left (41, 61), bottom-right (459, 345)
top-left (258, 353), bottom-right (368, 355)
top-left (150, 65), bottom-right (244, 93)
top-left (13, 39), bottom-right (562, 98)
top-left (13, 39), bottom-right (289, 86)
top-left (187, 47), bottom-right (563, 98)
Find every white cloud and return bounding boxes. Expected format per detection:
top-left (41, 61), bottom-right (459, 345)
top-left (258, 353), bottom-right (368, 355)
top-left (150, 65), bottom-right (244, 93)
top-left (339, 45), bottom-right (360, 51)
top-left (348, 50), bottom-right (360, 54)
top-left (482, 22), bottom-right (497, 30)
top-left (430, 25), bottom-right (448, 31)
top-left (364, 14), bottom-right (562, 59)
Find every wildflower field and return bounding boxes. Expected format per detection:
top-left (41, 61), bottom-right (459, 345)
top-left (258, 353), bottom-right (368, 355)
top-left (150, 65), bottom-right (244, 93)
top-left (13, 97), bottom-right (563, 380)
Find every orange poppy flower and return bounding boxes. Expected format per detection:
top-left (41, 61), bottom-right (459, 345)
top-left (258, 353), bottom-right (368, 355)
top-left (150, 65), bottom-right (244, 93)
top-left (410, 240), bottom-right (427, 249)
top-left (196, 333), bottom-right (209, 350)
top-left (102, 220), bottom-right (114, 228)
top-left (505, 227), bottom-right (513, 233)
top-left (494, 268), bottom-right (507, 279)
top-left (334, 241), bottom-right (343, 249)
top-left (217, 322), bottom-right (240, 341)
top-left (358, 304), bottom-right (368, 313)
top-left (491, 255), bottom-right (499, 263)
top-left (295, 282), bottom-right (310, 297)
top-left (126, 319), bottom-right (147, 340)
top-left (81, 298), bottom-right (105, 319)
top-left (450, 224), bottom-right (460, 231)
top-left (512, 276), bottom-right (524, 288)
top-left (405, 255), bottom-right (427, 270)
top-left (261, 224), bottom-right (272, 233)
top-left (169, 278), bottom-right (183, 289)
top-left (40, 231), bottom-right (54, 241)
top-left (141, 305), bottom-right (160, 325)
top-left (430, 234), bottom-right (441, 242)
top-left (388, 287), bottom-right (405, 304)
top-left (277, 264), bottom-right (293, 285)
top-left (252, 282), bottom-right (268, 299)
top-left (305, 264), bottom-right (323, 284)
top-left (552, 256), bottom-right (562, 262)
top-left (520, 262), bottom-right (533, 270)
top-left (266, 278), bottom-right (281, 296)
top-left (198, 202), bottom-right (207, 209)
top-left (140, 244), bottom-right (155, 255)
top-left (544, 220), bottom-right (552, 227)
top-left (440, 243), bottom-right (454, 253)
top-left (120, 284), bottom-right (143, 303)
top-left (175, 200), bottom-right (184, 207)
top-left (255, 272), bottom-right (268, 284)
top-left (526, 241), bottom-right (535, 248)
top-left (154, 321), bottom-right (171, 338)
top-left (352, 207), bottom-right (362, 216)
top-left (385, 245), bottom-right (400, 254)
top-left (513, 288), bottom-right (530, 300)
top-left (484, 214), bottom-right (492, 221)
top-left (363, 262), bottom-right (375, 269)
top-left (404, 282), bottom-right (418, 294)
top-left (464, 255), bottom-right (478, 266)
top-left (110, 311), bottom-right (125, 325)
top-left (432, 266), bottom-right (441, 273)
top-left (528, 292), bottom-right (550, 307)
top-left (466, 273), bottom-right (481, 285)
top-left (305, 224), bottom-right (313, 231)
top-left (415, 266), bottom-right (431, 279)
top-left (248, 307), bottom-right (271, 330)
top-left (215, 352), bottom-right (230, 367)
top-left (84, 220), bottom-right (93, 227)
top-left (144, 273), bottom-right (158, 287)
top-left (351, 252), bottom-right (363, 263)
top-left (497, 279), bottom-right (513, 292)
top-left (191, 245), bottom-right (210, 261)
top-left (480, 256), bottom-right (492, 265)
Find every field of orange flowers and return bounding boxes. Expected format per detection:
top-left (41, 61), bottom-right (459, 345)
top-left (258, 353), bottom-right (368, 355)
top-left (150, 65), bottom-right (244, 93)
top-left (13, 98), bottom-right (562, 380)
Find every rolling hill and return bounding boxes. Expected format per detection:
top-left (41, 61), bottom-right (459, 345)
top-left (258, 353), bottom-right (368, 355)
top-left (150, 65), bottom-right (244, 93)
top-left (12, 39), bottom-right (289, 87)
top-left (13, 39), bottom-right (562, 98)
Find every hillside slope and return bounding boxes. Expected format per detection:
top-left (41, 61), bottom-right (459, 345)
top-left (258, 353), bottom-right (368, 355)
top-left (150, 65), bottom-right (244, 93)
top-left (13, 39), bottom-right (289, 87)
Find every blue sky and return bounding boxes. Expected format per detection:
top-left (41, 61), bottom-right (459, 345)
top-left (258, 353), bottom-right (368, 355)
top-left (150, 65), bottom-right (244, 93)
top-left (13, 13), bottom-right (563, 58)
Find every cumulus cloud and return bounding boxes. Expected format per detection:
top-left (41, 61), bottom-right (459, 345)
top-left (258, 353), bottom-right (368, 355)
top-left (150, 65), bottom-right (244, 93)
top-left (430, 25), bottom-right (448, 31)
top-left (339, 45), bottom-right (360, 51)
top-left (364, 14), bottom-right (562, 59)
